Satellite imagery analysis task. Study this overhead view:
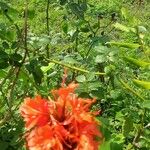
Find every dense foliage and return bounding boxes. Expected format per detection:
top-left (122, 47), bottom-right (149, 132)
top-left (0, 0), bottom-right (150, 149)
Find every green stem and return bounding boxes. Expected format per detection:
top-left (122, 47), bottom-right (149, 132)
top-left (46, 0), bottom-right (50, 58)
top-left (119, 78), bottom-right (145, 101)
top-left (22, 0), bottom-right (28, 64)
top-left (47, 59), bottom-right (106, 76)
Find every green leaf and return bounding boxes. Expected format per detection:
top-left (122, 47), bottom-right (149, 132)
top-left (19, 70), bottom-right (29, 83)
top-left (9, 53), bottom-right (22, 61)
top-left (26, 59), bottom-right (44, 84)
top-left (111, 133), bottom-right (125, 144)
top-left (69, 3), bottom-right (84, 19)
top-left (88, 82), bottom-right (102, 90)
top-left (80, 27), bottom-right (90, 32)
top-left (94, 45), bottom-right (109, 54)
top-left (95, 55), bottom-right (106, 63)
top-left (32, 66), bottom-right (44, 85)
top-left (63, 56), bottom-right (78, 64)
top-left (41, 63), bottom-right (55, 73)
top-left (60, 0), bottom-right (68, 5)
top-left (76, 75), bottom-right (86, 82)
top-left (90, 89), bottom-right (104, 99)
top-left (11, 41), bottom-right (18, 49)
top-left (0, 2), bottom-right (18, 17)
top-left (107, 41), bottom-right (140, 49)
top-left (80, 2), bottom-right (87, 12)
top-left (28, 9), bottom-right (35, 19)
top-left (71, 30), bottom-right (79, 42)
top-left (104, 65), bottom-right (116, 75)
top-left (115, 112), bottom-right (124, 122)
top-left (6, 29), bottom-right (16, 42)
top-left (114, 22), bottom-right (130, 32)
top-left (97, 117), bottom-right (111, 141)
top-left (0, 141), bottom-right (9, 150)
top-left (124, 57), bottom-right (150, 68)
top-left (2, 41), bottom-right (9, 49)
top-left (62, 22), bottom-right (68, 34)
top-left (110, 142), bottom-right (123, 150)
top-left (137, 26), bottom-right (147, 34)
top-left (145, 49), bottom-right (150, 56)
top-left (86, 72), bottom-right (95, 81)
top-left (122, 117), bottom-right (133, 137)
top-left (143, 100), bottom-right (150, 109)
top-left (121, 7), bottom-right (129, 20)
top-left (99, 141), bottom-right (110, 150)
top-left (39, 36), bottom-right (50, 45)
top-left (113, 22), bottom-right (135, 33)
top-left (0, 70), bottom-right (7, 78)
top-left (9, 53), bottom-right (22, 66)
top-left (0, 51), bottom-right (9, 59)
top-left (133, 79), bottom-right (150, 90)
top-left (0, 61), bottom-right (9, 69)
top-left (0, 51), bottom-right (9, 69)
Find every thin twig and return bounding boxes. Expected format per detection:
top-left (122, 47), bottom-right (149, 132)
top-left (7, 0), bottom-right (29, 109)
top-left (46, 0), bottom-right (50, 58)
top-left (22, 0), bottom-right (28, 64)
top-left (45, 58), bottom-right (106, 76)
top-left (8, 67), bottom-right (21, 108)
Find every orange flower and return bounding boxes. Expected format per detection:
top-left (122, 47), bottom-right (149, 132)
top-left (20, 95), bottom-right (50, 130)
top-left (20, 82), bottom-right (102, 150)
top-left (26, 124), bottom-right (64, 150)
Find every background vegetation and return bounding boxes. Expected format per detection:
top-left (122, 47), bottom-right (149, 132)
top-left (0, 0), bottom-right (150, 149)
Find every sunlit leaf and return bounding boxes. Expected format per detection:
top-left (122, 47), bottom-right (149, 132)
top-left (121, 7), bottom-right (129, 20)
top-left (95, 55), bottom-right (106, 63)
top-left (99, 141), bottom-right (110, 150)
top-left (110, 142), bottom-right (123, 150)
top-left (133, 79), bottom-right (150, 90)
top-left (114, 22), bottom-right (130, 32)
top-left (143, 100), bottom-right (150, 109)
top-left (137, 26), bottom-right (147, 34)
top-left (41, 63), bottom-right (55, 73)
top-left (76, 75), bottom-right (86, 82)
top-left (63, 56), bottom-right (78, 64)
top-left (124, 57), bottom-right (150, 68)
top-left (113, 22), bottom-right (135, 33)
top-left (107, 41), bottom-right (140, 49)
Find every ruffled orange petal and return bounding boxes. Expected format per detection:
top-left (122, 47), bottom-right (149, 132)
top-left (20, 96), bottom-right (50, 130)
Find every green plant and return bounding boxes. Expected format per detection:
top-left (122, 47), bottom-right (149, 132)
top-left (0, 0), bottom-right (149, 149)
